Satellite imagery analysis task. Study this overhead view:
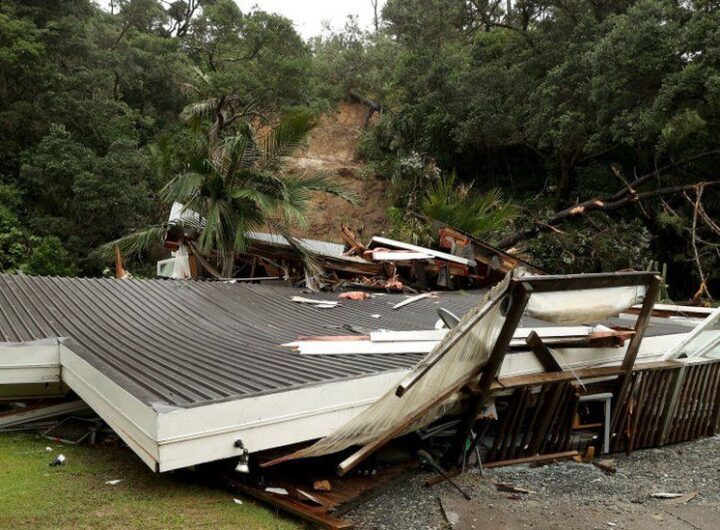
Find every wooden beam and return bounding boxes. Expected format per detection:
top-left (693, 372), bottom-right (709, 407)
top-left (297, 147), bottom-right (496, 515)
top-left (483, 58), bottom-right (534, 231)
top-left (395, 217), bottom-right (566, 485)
top-left (491, 366), bottom-right (626, 390)
top-left (611, 275), bottom-right (662, 433)
top-left (234, 484), bottom-right (353, 530)
top-left (447, 282), bottom-right (532, 466)
top-left (518, 271), bottom-right (657, 293)
top-left (526, 331), bottom-right (563, 372)
top-left (483, 450), bottom-right (579, 469)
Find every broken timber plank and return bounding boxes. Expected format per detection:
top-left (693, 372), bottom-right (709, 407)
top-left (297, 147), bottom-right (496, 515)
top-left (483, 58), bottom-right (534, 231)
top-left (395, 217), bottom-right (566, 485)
top-left (234, 484), bottom-right (353, 530)
top-left (0, 400), bottom-right (89, 429)
top-left (526, 331), bottom-right (563, 372)
top-left (483, 450), bottom-right (579, 469)
top-left (392, 292), bottom-right (436, 310)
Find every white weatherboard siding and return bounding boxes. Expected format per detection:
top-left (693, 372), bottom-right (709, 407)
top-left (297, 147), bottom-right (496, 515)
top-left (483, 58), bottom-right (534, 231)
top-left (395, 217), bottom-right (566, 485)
top-left (0, 339), bottom-right (61, 384)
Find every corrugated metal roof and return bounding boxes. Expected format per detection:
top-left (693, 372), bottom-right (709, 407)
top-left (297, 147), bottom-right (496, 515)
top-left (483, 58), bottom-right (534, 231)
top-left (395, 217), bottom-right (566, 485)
top-left (0, 275), bottom-right (691, 409)
top-left (0, 275), bottom-right (482, 407)
top-left (246, 231), bottom-right (368, 263)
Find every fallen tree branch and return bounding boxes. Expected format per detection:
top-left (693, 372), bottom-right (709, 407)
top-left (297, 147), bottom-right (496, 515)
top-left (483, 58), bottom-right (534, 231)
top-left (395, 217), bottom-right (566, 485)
top-left (499, 181), bottom-right (720, 248)
top-left (497, 149), bottom-right (720, 249)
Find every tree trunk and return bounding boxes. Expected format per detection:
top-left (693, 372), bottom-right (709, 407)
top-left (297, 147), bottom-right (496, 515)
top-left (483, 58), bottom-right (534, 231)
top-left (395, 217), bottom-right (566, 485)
top-left (221, 250), bottom-right (235, 278)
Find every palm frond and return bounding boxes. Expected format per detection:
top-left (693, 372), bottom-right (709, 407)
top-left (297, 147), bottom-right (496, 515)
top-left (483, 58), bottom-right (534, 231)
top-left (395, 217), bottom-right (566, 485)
top-left (181, 99), bottom-right (219, 123)
top-left (266, 219), bottom-right (326, 286)
top-left (421, 173), bottom-right (518, 238)
top-left (256, 111), bottom-right (317, 172)
top-left (159, 172), bottom-right (206, 204)
top-left (91, 224), bottom-right (170, 261)
top-left (284, 173), bottom-right (361, 205)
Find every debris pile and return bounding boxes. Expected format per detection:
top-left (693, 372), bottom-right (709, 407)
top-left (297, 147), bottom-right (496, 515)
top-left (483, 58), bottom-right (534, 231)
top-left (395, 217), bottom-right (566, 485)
top-left (162, 204), bottom-right (543, 291)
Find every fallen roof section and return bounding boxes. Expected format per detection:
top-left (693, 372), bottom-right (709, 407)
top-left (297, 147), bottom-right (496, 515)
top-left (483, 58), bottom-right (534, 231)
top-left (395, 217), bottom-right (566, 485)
top-left (0, 274), bottom-right (695, 472)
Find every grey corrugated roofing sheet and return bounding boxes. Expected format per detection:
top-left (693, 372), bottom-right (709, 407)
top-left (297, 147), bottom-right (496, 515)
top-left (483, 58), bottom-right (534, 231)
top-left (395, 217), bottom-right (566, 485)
top-left (0, 275), bottom-right (690, 408)
top-left (246, 231), bottom-right (369, 263)
top-left (0, 275), bottom-right (481, 407)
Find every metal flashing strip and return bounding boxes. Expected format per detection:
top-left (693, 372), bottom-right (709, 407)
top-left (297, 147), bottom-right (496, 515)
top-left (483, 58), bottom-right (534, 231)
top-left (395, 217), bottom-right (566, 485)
top-left (58, 345), bottom-right (160, 470)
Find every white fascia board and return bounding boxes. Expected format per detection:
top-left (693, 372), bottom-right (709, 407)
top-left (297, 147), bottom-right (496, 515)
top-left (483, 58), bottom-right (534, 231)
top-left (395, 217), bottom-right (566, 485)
top-left (0, 400), bottom-right (88, 428)
top-left (0, 366), bottom-right (60, 384)
top-left (499, 333), bottom-right (689, 378)
top-left (294, 341), bottom-right (436, 355)
top-left (368, 327), bottom-right (593, 344)
top-left (632, 303), bottom-right (715, 315)
top-left (370, 330), bottom-right (447, 342)
top-left (155, 369), bottom-right (406, 472)
top-left (294, 326), bottom-right (597, 354)
top-left (371, 236), bottom-right (477, 267)
top-left (371, 251), bottom-right (433, 261)
top-left (0, 339), bottom-right (61, 384)
top-left (59, 345), bottom-right (160, 471)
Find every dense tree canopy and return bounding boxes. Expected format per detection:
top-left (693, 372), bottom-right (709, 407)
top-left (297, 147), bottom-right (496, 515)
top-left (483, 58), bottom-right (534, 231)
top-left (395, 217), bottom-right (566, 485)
top-left (0, 0), bottom-right (718, 299)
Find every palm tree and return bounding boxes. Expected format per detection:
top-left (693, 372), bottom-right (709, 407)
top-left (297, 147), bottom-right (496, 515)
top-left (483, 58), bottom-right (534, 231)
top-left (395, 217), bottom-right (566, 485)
top-left (98, 110), bottom-right (358, 277)
top-left (419, 172), bottom-right (518, 241)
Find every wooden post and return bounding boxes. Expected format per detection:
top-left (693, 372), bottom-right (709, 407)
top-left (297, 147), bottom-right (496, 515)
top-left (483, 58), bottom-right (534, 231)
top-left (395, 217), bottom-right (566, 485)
top-left (447, 282), bottom-right (532, 467)
top-left (658, 366), bottom-right (686, 446)
top-left (611, 275), bottom-right (662, 434)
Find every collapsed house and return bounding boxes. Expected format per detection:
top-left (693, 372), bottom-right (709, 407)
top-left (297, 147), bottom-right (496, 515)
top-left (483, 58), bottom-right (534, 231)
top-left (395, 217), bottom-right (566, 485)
top-left (160, 202), bottom-right (543, 290)
top-left (1, 267), bottom-right (719, 527)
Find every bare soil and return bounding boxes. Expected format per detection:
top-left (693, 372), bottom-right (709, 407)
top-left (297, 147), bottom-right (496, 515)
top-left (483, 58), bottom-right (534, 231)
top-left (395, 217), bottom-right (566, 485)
top-left (288, 102), bottom-right (391, 243)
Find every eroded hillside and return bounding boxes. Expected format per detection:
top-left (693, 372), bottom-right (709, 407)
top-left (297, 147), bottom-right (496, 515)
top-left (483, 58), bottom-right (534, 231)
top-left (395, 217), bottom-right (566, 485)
top-left (289, 102), bottom-right (390, 242)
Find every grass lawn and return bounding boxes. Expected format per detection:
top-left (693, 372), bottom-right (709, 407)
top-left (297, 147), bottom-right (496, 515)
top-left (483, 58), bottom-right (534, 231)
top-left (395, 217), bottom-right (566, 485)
top-left (0, 433), bottom-right (303, 530)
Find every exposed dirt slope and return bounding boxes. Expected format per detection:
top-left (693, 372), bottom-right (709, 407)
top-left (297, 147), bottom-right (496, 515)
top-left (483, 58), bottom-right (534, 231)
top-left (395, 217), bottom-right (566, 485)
top-left (288, 102), bottom-right (390, 243)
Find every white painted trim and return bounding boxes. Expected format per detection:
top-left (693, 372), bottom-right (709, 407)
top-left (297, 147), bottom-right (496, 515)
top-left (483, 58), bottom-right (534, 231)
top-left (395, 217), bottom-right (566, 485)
top-left (662, 307), bottom-right (720, 360)
top-left (370, 330), bottom-right (447, 342)
top-left (371, 236), bottom-right (477, 266)
top-left (293, 326), bottom-right (598, 355)
top-left (632, 303), bottom-right (715, 315)
top-left (499, 333), bottom-right (689, 378)
top-left (0, 400), bottom-right (88, 428)
top-left (371, 251), bottom-right (433, 261)
top-left (293, 341), bottom-right (435, 355)
top-left (154, 370), bottom-right (407, 471)
top-left (0, 339), bottom-right (61, 385)
top-left (58, 346), bottom-right (160, 471)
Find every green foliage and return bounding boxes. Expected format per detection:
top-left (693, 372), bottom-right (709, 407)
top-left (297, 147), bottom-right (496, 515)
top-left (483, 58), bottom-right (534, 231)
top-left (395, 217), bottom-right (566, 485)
top-left (21, 236), bottom-right (78, 276)
top-left (525, 218), bottom-right (653, 274)
top-left (421, 173), bottom-right (518, 239)
top-left (1, 0), bottom-right (719, 300)
top-left (103, 110), bottom-right (358, 276)
top-left (0, 0), bottom-right (320, 278)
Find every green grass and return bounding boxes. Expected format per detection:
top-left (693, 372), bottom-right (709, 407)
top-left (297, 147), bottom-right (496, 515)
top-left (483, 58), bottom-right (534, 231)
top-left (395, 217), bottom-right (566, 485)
top-left (0, 433), bottom-right (303, 530)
